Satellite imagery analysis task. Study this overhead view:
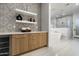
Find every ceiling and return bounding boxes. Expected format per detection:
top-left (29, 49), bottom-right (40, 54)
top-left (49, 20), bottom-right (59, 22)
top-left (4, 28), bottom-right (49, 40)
top-left (51, 3), bottom-right (79, 18)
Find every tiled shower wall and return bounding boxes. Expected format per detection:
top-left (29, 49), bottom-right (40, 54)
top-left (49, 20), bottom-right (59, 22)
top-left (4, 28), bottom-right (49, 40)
top-left (0, 3), bottom-right (41, 32)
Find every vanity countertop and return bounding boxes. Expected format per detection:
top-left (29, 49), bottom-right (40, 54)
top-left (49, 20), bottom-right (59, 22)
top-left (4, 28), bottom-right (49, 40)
top-left (0, 31), bottom-right (48, 35)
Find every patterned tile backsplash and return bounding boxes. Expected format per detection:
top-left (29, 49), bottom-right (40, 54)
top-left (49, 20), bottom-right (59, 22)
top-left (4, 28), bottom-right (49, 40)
top-left (0, 3), bottom-right (40, 32)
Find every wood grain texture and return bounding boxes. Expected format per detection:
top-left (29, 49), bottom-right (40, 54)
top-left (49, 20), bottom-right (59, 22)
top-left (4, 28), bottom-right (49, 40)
top-left (10, 32), bottom-right (48, 55)
top-left (11, 34), bottom-right (29, 55)
top-left (11, 36), bottom-right (21, 55)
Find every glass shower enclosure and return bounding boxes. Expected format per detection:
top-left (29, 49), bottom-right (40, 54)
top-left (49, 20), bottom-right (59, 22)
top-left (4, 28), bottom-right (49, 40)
top-left (73, 14), bottom-right (79, 37)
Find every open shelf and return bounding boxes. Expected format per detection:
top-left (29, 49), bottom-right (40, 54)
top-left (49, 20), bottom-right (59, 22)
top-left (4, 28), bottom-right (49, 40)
top-left (16, 20), bottom-right (37, 24)
top-left (15, 9), bottom-right (37, 16)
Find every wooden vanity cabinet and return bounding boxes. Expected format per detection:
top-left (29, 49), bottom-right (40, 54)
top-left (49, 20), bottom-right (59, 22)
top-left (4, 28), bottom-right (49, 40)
top-left (10, 32), bottom-right (48, 56)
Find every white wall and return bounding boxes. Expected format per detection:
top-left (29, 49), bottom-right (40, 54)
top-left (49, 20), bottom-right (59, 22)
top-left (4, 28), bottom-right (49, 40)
top-left (40, 3), bottom-right (49, 31)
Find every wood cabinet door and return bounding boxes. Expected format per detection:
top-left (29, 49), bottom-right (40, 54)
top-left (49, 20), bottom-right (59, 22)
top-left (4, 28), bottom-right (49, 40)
top-left (11, 35), bottom-right (21, 55)
top-left (28, 33), bottom-right (48, 51)
top-left (33, 33), bottom-right (41, 49)
top-left (40, 33), bottom-right (48, 47)
top-left (28, 33), bottom-right (40, 50)
top-left (23, 34), bottom-right (29, 52)
top-left (28, 33), bottom-right (36, 50)
top-left (11, 34), bottom-right (29, 55)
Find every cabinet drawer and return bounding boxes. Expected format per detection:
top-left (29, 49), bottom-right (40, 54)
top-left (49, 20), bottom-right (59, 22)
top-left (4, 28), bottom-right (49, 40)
top-left (12, 34), bottom-right (25, 38)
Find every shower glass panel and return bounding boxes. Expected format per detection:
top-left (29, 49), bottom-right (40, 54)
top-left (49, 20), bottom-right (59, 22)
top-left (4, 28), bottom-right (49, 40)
top-left (76, 17), bottom-right (79, 35)
top-left (55, 17), bottom-right (71, 28)
top-left (51, 16), bottom-right (72, 28)
top-left (56, 18), bottom-right (67, 28)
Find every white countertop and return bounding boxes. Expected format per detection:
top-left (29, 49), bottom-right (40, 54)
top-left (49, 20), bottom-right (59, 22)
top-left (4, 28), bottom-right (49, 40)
top-left (0, 31), bottom-right (48, 35)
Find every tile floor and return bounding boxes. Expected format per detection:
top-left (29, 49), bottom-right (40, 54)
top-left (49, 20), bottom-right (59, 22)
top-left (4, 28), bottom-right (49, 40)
top-left (21, 38), bottom-right (79, 56)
